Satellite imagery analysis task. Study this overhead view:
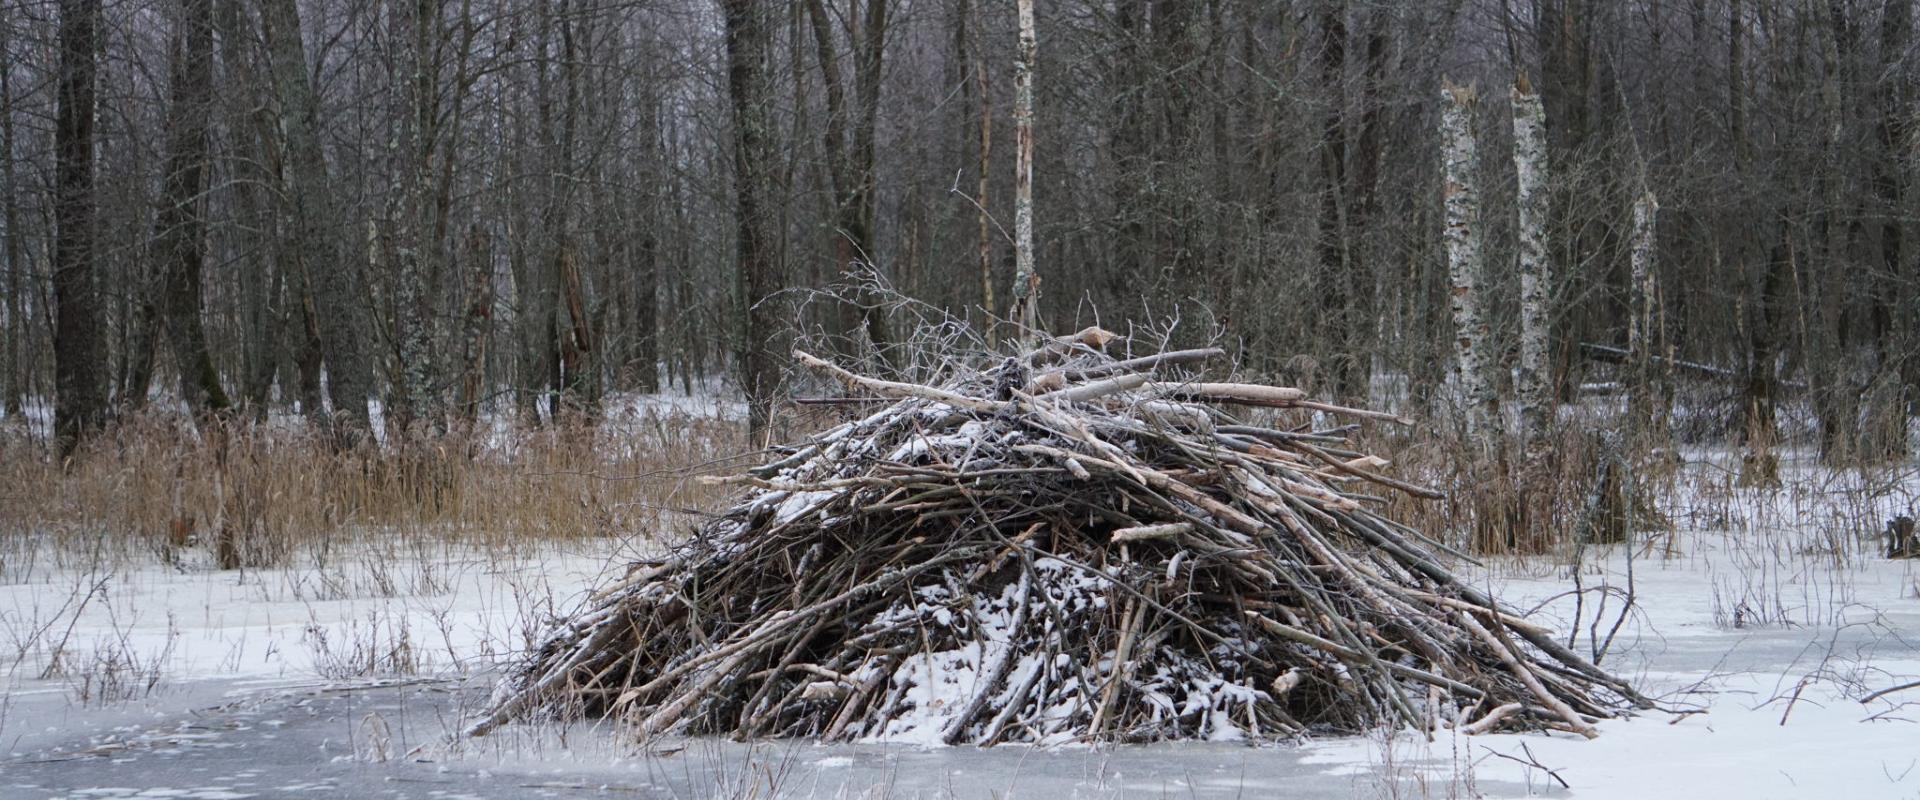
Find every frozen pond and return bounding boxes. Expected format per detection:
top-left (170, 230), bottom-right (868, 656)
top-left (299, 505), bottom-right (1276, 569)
top-left (3, 585), bottom-right (1915, 799)
top-left (4, 448), bottom-right (1919, 798)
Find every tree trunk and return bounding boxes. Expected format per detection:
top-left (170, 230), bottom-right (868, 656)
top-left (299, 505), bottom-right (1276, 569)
top-left (1350, 9), bottom-right (1388, 401)
top-left (53, 0), bottom-right (107, 456)
top-left (723, 0), bottom-right (781, 441)
top-left (1511, 75), bottom-right (1552, 454)
top-left (1811, 5), bottom-right (1851, 465)
top-left (1871, 0), bottom-right (1911, 458)
top-left (632, 94), bottom-right (662, 393)
top-left (1316, 1), bottom-right (1361, 400)
top-left (456, 224), bottom-right (493, 427)
top-left (261, 0), bottom-right (374, 447)
top-left (217, 0), bottom-right (281, 421)
top-left (548, 2), bottom-right (596, 423)
top-left (1626, 190), bottom-right (1662, 442)
top-left (385, 0), bottom-right (437, 435)
top-left (1, 15), bottom-right (22, 417)
top-left (1008, 0), bottom-right (1039, 334)
top-left (1740, 230), bottom-right (1788, 485)
top-left (954, 0), bottom-right (995, 332)
top-left (975, 48), bottom-right (994, 332)
top-left (803, 0), bottom-right (894, 360)
top-left (153, 0), bottom-right (230, 417)
top-left (1439, 81), bottom-right (1495, 439)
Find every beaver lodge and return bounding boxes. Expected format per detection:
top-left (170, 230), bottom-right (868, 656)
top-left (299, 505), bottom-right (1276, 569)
top-left (468, 329), bottom-right (1647, 745)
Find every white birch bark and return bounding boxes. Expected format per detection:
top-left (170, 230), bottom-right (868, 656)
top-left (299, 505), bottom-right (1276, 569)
top-left (1627, 190), bottom-right (1661, 437)
top-left (1008, 0), bottom-right (1039, 335)
top-left (1440, 81), bottom-right (1494, 438)
top-left (1510, 78), bottom-right (1551, 451)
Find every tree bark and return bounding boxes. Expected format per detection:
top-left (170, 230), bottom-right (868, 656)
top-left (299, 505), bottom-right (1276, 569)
top-left (632, 94), bottom-right (661, 394)
top-left (385, 0), bottom-right (437, 435)
top-left (1439, 81), bottom-right (1495, 439)
top-left (153, 0), bottom-right (230, 417)
top-left (216, 0), bottom-right (282, 421)
top-left (1626, 190), bottom-right (1661, 442)
top-left (1008, 0), bottom-right (1039, 335)
top-left (723, 0), bottom-right (781, 441)
top-left (1316, 0), bottom-right (1361, 399)
top-left (1871, 0), bottom-right (1911, 458)
top-left (1, 14), bottom-right (22, 417)
top-left (261, 0), bottom-right (374, 447)
top-left (54, 0), bottom-right (107, 456)
top-left (548, 1), bottom-right (597, 422)
top-left (955, 0), bottom-right (994, 331)
top-left (1511, 75), bottom-right (1552, 453)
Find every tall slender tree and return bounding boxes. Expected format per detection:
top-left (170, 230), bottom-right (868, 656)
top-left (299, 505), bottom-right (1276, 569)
top-left (0, 7), bottom-right (22, 417)
top-left (153, 0), bottom-right (230, 416)
top-left (804, 0), bottom-right (895, 356)
top-left (262, 0), bottom-right (374, 446)
top-left (53, 0), bottom-right (107, 456)
top-left (385, 0), bottom-right (436, 434)
top-left (722, 0), bottom-right (780, 440)
top-left (1008, 0), bottom-right (1039, 334)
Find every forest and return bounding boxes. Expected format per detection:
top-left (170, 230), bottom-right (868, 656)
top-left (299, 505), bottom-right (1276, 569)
top-left (0, 0), bottom-right (1909, 462)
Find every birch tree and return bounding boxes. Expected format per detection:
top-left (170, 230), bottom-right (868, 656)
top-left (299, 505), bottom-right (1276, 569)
top-left (1511, 75), bottom-right (1551, 452)
top-left (1439, 81), bottom-right (1494, 439)
top-left (1007, 0), bottom-right (1038, 334)
top-left (1626, 190), bottom-right (1661, 441)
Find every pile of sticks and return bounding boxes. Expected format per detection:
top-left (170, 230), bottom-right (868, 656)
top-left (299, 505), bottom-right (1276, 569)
top-left (469, 330), bottom-right (1645, 744)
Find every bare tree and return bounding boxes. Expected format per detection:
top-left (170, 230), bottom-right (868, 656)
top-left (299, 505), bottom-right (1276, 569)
top-left (722, 0), bottom-right (780, 440)
top-left (1007, 0), bottom-right (1038, 334)
top-left (53, 0), bottom-right (106, 456)
top-left (262, 0), bottom-right (373, 446)
top-left (1, 8), bottom-right (21, 417)
top-left (152, 0), bottom-right (229, 416)
top-left (385, 0), bottom-right (436, 434)
top-left (803, 0), bottom-right (894, 356)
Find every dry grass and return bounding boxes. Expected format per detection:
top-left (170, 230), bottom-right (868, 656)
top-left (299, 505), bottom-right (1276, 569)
top-left (1361, 423), bottom-right (1656, 557)
top-left (0, 408), bottom-right (742, 572)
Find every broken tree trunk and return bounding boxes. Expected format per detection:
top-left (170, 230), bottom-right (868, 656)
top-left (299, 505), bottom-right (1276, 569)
top-left (1440, 81), bottom-right (1496, 440)
top-left (1511, 75), bottom-right (1551, 456)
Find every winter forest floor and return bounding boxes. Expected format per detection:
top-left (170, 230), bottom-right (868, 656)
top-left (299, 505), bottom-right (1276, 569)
top-left (1, 396), bottom-right (1917, 799)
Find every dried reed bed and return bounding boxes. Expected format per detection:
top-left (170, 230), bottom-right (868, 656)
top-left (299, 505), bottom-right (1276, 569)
top-left (0, 407), bottom-right (741, 569)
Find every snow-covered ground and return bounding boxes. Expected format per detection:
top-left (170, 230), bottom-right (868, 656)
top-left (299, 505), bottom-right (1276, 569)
top-left (1, 447), bottom-right (1916, 798)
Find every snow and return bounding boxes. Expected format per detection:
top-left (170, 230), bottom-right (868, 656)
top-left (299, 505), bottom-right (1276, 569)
top-left (3, 442), bottom-right (1916, 797)
top-left (1297, 445), bottom-right (1920, 798)
top-left (0, 542), bottom-right (618, 719)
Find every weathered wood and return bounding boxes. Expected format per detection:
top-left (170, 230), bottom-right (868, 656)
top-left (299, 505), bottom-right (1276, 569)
top-left (475, 337), bottom-right (1638, 744)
